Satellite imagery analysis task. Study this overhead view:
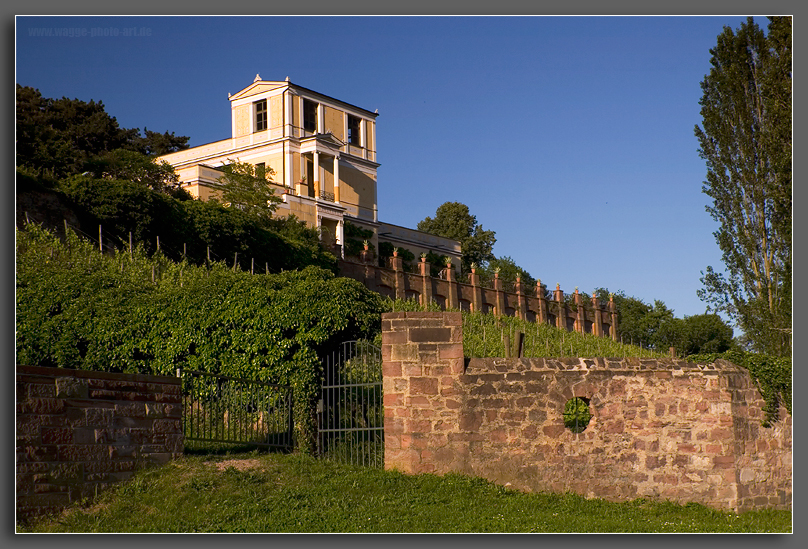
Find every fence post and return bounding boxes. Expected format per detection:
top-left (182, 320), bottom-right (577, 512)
top-left (99, 225), bottom-right (103, 252)
top-left (515, 276), bottom-right (528, 321)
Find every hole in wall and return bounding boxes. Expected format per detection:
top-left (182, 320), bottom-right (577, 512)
top-left (563, 397), bottom-right (592, 433)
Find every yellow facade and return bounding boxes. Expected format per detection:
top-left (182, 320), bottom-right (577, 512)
top-left (158, 76), bottom-right (459, 265)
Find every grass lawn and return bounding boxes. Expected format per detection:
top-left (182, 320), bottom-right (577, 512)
top-left (17, 452), bottom-right (791, 533)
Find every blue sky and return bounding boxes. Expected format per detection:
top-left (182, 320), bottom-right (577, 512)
top-left (16, 15), bottom-right (756, 323)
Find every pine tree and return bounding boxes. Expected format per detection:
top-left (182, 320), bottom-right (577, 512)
top-left (694, 17), bottom-right (791, 356)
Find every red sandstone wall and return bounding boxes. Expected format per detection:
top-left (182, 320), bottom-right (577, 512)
top-left (16, 366), bottom-right (184, 521)
top-left (382, 312), bottom-right (791, 512)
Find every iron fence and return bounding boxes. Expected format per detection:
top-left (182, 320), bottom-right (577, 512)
top-left (179, 369), bottom-right (293, 451)
top-left (318, 341), bottom-right (384, 467)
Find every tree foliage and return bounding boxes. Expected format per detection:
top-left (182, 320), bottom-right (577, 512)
top-left (16, 224), bottom-right (386, 451)
top-left (694, 17), bottom-right (791, 356)
top-left (477, 256), bottom-right (536, 290)
top-left (210, 160), bottom-right (281, 225)
top-left (417, 202), bottom-right (496, 274)
top-left (51, 175), bottom-right (335, 273)
top-left (594, 288), bottom-right (733, 355)
top-left (15, 85), bottom-right (189, 180)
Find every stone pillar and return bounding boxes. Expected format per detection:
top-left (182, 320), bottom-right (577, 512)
top-left (391, 255), bottom-right (405, 300)
top-left (574, 289), bottom-right (584, 333)
top-left (419, 260), bottom-right (433, 308)
top-left (515, 277), bottom-right (528, 321)
top-left (382, 312), bottom-right (465, 475)
top-left (609, 294), bottom-right (618, 341)
top-left (333, 155), bottom-right (340, 203)
top-left (445, 265), bottom-right (458, 310)
top-left (554, 284), bottom-right (566, 330)
top-left (313, 151), bottom-right (320, 198)
top-left (493, 275), bottom-right (505, 316)
top-left (469, 270), bottom-right (483, 314)
top-left (536, 280), bottom-right (547, 325)
top-left (591, 292), bottom-right (603, 337)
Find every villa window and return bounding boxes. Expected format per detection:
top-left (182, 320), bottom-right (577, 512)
top-left (348, 115), bottom-right (361, 146)
top-left (255, 99), bottom-right (268, 132)
top-left (303, 99), bottom-right (318, 133)
top-left (255, 162), bottom-right (266, 180)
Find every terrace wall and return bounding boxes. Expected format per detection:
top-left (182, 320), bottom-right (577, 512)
top-left (382, 312), bottom-right (791, 512)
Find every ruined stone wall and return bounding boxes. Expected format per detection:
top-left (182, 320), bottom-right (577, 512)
top-left (382, 312), bottom-right (791, 512)
top-left (16, 366), bottom-right (184, 521)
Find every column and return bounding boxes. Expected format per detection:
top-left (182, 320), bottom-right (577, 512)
top-left (419, 260), bottom-right (433, 309)
top-left (333, 155), bottom-right (341, 203)
top-left (295, 154), bottom-right (306, 196)
top-left (336, 220), bottom-right (344, 259)
top-left (284, 148), bottom-right (293, 189)
top-left (574, 289), bottom-right (584, 333)
top-left (284, 89), bottom-right (293, 138)
top-left (469, 270), bottom-right (483, 314)
top-left (313, 151), bottom-right (320, 199)
top-left (493, 275), bottom-right (505, 317)
top-left (609, 294), bottom-right (618, 341)
top-left (515, 277), bottom-right (528, 321)
top-left (536, 280), bottom-right (547, 325)
top-left (445, 265), bottom-right (458, 310)
top-left (554, 284), bottom-right (566, 330)
top-left (317, 103), bottom-right (324, 134)
top-left (592, 292), bottom-right (603, 337)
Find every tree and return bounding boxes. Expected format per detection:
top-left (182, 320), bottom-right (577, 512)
top-left (417, 202), bottom-right (496, 274)
top-left (210, 160), bottom-right (281, 225)
top-left (694, 17), bottom-right (791, 356)
top-left (84, 149), bottom-right (182, 194)
top-left (478, 256), bottom-right (536, 289)
top-left (15, 85), bottom-right (190, 179)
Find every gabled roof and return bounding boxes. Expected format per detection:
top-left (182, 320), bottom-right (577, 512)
top-left (228, 78), bottom-right (379, 118)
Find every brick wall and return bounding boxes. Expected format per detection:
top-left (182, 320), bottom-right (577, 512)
top-left (382, 312), bottom-right (791, 512)
top-left (16, 366), bottom-right (184, 521)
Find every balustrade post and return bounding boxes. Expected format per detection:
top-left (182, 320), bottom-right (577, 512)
top-left (445, 264), bottom-right (458, 310)
top-left (536, 279), bottom-right (547, 325)
top-left (391, 255), bottom-right (405, 300)
top-left (493, 274), bottom-right (505, 316)
top-left (574, 288), bottom-right (584, 333)
top-left (419, 259), bottom-right (433, 308)
top-left (554, 284), bottom-right (566, 330)
top-left (591, 292), bottom-right (604, 337)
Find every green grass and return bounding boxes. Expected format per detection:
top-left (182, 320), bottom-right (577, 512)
top-left (18, 452), bottom-right (791, 533)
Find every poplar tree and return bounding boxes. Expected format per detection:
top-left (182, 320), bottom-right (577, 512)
top-left (694, 17), bottom-right (791, 356)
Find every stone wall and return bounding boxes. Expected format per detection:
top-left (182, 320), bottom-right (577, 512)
top-left (341, 257), bottom-right (617, 339)
top-left (382, 312), bottom-right (791, 512)
top-left (16, 366), bottom-right (184, 521)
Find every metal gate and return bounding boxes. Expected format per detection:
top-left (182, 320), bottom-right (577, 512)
top-left (318, 341), bottom-right (384, 467)
top-left (180, 369), bottom-right (294, 451)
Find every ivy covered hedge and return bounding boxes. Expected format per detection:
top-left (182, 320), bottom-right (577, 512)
top-left (687, 350), bottom-right (792, 426)
top-left (16, 224), bottom-right (387, 451)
